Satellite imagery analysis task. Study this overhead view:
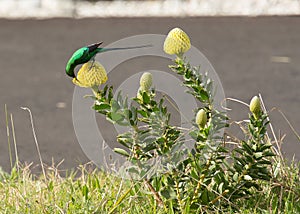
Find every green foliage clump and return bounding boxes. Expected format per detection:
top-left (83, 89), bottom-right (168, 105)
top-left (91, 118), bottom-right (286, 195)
top-left (77, 28), bottom-right (300, 213)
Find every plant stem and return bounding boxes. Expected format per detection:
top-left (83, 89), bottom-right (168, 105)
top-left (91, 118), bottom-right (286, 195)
top-left (174, 176), bottom-right (184, 212)
top-left (132, 124), bottom-right (164, 206)
top-left (5, 105), bottom-right (13, 169)
top-left (21, 107), bottom-right (46, 180)
top-left (144, 179), bottom-right (163, 206)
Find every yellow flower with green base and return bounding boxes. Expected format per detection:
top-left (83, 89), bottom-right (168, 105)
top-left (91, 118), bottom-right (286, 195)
top-left (163, 27), bottom-right (191, 58)
top-left (249, 96), bottom-right (261, 119)
top-left (72, 61), bottom-right (108, 96)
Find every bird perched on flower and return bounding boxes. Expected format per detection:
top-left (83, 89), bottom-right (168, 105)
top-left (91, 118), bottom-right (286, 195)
top-left (66, 42), bottom-right (151, 79)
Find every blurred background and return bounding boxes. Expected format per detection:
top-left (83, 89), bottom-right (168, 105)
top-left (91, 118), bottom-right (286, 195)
top-left (0, 0), bottom-right (299, 172)
top-left (1, 0), bottom-right (300, 18)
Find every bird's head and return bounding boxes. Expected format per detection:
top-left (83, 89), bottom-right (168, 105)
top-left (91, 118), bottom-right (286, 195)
top-left (65, 61), bottom-right (76, 78)
top-left (87, 42), bottom-right (103, 52)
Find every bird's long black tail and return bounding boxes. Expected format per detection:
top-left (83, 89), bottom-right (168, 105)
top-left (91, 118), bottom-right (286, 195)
top-left (97, 44), bottom-right (152, 53)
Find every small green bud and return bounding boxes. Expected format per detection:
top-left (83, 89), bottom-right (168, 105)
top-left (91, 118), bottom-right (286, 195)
top-left (139, 72), bottom-right (152, 91)
top-left (196, 109), bottom-right (207, 129)
top-left (249, 96), bottom-right (261, 118)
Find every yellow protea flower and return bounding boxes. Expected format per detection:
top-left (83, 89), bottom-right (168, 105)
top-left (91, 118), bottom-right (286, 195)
top-left (163, 27), bottom-right (191, 57)
top-left (249, 96), bottom-right (261, 118)
top-left (196, 109), bottom-right (207, 129)
top-left (139, 72), bottom-right (153, 91)
top-left (72, 61), bottom-right (108, 88)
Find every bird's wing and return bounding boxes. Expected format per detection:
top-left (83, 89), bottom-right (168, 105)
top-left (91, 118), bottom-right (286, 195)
top-left (72, 47), bottom-right (91, 64)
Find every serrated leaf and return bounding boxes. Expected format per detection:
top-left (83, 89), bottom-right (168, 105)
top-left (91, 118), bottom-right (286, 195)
top-left (263, 151), bottom-right (275, 157)
top-left (244, 154), bottom-right (254, 163)
top-left (259, 143), bottom-right (273, 151)
top-left (117, 139), bottom-right (131, 148)
top-left (127, 166), bottom-right (139, 175)
top-left (143, 143), bottom-right (156, 153)
top-left (94, 103), bottom-right (111, 111)
top-left (217, 146), bottom-right (228, 153)
top-left (123, 96), bottom-right (128, 109)
top-left (114, 148), bottom-right (130, 157)
top-left (110, 112), bottom-right (124, 122)
top-left (108, 86), bottom-right (114, 102)
top-left (257, 173), bottom-right (271, 181)
top-left (142, 92), bottom-right (150, 104)
top-left (189, 130), bottom-right (198, 140)
top-left (218, 182), bottom-right (224, 194)
top-left (200, 90), bottom-right (209, 101)
top-left (254, 152), bottom-right (263, 159)
top-left (257, 159), bottom-right (272, 165)
top-left (234, 157), bottom-right (246, 166)
top-left (82, 184), bottom-right (89, 200)
top-left (137, 109), bottom-right (148, 117)
top-left (111, 100), bottom-right (120, 112)
top-left (102, 85), bottom-right (108, 95)
top-left (273, 162), bottom-right (280, 177)
top-left (161, 189), bottom-right (176, 200)
top-left (234, 148), bottom-right (244, 155)
top-left (190, 169), bottom-right (199, 180)
top-left (242, 141), bottom-right (254, 155)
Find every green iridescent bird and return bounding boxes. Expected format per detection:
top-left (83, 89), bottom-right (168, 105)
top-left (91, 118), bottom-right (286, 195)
top-left (66, 42), bottom-right (151, 78)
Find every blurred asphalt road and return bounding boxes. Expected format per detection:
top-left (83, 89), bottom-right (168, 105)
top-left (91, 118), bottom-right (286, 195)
top-left (0, 17), bottom-right (299, 172)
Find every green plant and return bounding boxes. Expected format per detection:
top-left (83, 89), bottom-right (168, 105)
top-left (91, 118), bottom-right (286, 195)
top-left (70, 27), bottom-right (297, 213)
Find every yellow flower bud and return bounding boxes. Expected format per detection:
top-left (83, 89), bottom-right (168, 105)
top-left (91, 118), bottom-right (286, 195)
top-left (163, 27), bottom-right (191, 56)
top-left (139, 72), bottom-right (153, 91)
top-left (196, 109), bottom-right (207, 129)
top-left (249, 96), bottom-right (261, 117)
top-left (72, 61), bottom-right (108, 88)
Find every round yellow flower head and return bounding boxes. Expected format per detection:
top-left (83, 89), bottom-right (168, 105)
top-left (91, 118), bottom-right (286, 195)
top-left (196, 109), bottom-right (207, 129)
top-left (72, 61), bottom-right (108, 88)
top-left (163, 27), bottom-right (191, 56)
top-left (249, 96), bottom-right (261, 117)
top-left (139, 72), bottom-right (153, 91)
